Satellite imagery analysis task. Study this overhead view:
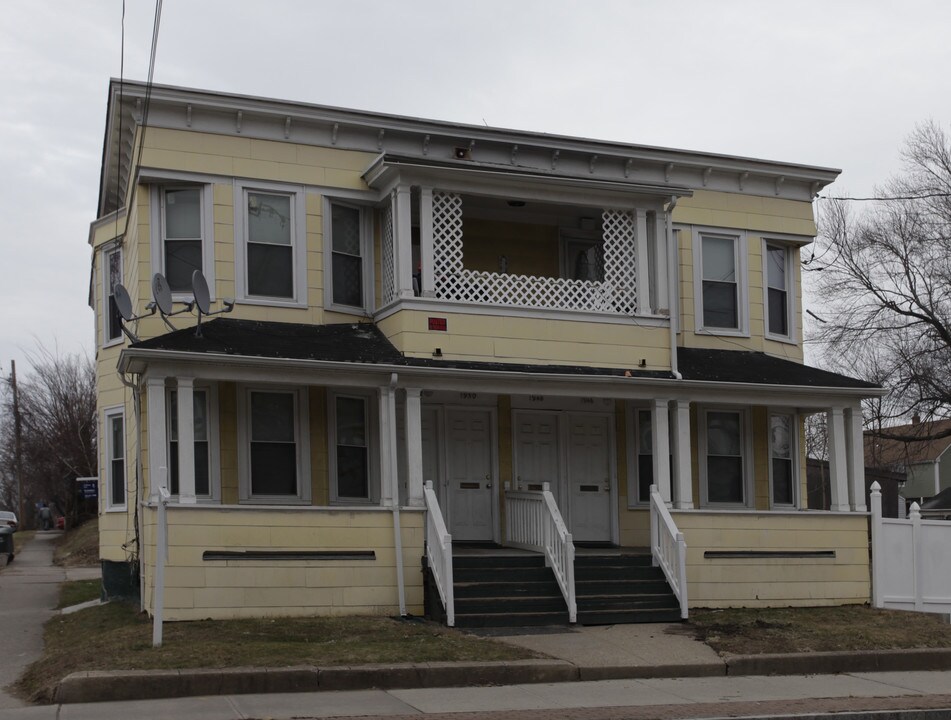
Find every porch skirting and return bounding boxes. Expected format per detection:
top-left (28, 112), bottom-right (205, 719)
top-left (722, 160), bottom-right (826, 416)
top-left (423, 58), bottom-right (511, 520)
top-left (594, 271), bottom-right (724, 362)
top-left (140, 505), bottom-right (425, 622)
top-left (671, 511), bottom-right (870, 608)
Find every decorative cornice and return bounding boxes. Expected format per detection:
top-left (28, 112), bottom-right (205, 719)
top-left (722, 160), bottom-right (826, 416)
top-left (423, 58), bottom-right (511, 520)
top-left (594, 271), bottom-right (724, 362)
top-left (99, 80), bottom-right (841, 217)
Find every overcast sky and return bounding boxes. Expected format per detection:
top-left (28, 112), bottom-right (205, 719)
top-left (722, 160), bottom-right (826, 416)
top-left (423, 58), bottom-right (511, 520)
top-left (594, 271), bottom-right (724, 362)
top-left (2, 0), bottom-right (950, 377)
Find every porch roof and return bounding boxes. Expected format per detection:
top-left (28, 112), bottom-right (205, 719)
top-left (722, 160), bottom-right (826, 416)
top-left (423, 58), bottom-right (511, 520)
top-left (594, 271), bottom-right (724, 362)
top-left (677, 348), bottom-right (880, 390)
top-left (126, 319), bottom-right (879, 392)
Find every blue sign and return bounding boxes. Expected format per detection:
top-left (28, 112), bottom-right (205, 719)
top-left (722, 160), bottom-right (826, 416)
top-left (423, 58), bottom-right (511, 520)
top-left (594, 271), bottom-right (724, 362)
top-left (79, 481), bottom-right (98, 500)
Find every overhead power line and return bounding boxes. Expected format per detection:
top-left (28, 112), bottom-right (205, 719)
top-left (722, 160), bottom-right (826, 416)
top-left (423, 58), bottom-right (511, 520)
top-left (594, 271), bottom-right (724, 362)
top-left (818, 192), bottom-right (951, 202)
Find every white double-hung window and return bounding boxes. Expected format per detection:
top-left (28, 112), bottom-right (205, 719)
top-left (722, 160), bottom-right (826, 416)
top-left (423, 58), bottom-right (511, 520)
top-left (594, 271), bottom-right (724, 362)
top-left (324, 200), bottom-right (372, 311)
top-left (764, 242), bottom-right (795, 341)
top-left (700, 408), bottom-right (751, 507)
top-left (694, 229), bottom-right (748, 335)
top-left (104, 406), bottom-right (126, 509)
top-left (150, 184), bottom-right (215, 295)
top-left (102, 245), bottom-right (123, 346)
top-left (238, 387), bottom-right (311, 503)
top-left (235, 181), bottom-right (307, 306)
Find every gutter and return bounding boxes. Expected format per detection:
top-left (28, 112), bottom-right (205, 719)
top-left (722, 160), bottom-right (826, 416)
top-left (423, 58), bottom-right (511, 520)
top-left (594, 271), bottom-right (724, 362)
top-left (665, 196), bottom-right (682, 380)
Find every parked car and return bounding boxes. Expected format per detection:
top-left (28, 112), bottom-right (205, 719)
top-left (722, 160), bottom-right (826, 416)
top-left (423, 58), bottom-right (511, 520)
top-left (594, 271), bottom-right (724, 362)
top-left (0, 511), bottom-right (17, 531)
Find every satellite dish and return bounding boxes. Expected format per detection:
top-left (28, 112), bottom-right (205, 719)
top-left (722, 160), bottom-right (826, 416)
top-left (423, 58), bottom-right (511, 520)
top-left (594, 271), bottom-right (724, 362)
top-left (151, 273), bottom-right (174, 315)
top-left (114, 284), bottom-right (135, 322)
top-left (192, 270), bottom-right (211, 315)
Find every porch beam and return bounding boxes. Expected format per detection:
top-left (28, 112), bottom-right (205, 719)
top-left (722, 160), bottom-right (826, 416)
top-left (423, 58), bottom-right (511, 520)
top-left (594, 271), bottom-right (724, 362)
top-left (672, 400), bottom-right (693, 509)
top-left (419, 187), bottom-right (434, 297)
top-left (395, 185), bottom-right (414, 298)
top-left (404, 388), bottom-right (425, 507)
top-left (846, 405), bottom-right (867, 511)
top-left (652, 398), bottom-right (672, 505)
top-left (176, 377), bottom-right (196, 504)
top-left (146, 376), bottom-right (167, 502)
top-left (827, 407), bottom-right (850, 512)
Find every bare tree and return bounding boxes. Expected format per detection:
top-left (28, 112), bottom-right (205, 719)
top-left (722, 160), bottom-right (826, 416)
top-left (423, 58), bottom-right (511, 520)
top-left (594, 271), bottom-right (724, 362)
top-left (0, 347), bottom-right (97, 526)
top-left (812, 120), bottom-right (951, 438)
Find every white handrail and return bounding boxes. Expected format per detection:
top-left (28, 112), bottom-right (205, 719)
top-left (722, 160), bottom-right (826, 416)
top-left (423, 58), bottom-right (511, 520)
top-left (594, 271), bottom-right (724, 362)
top-left (423, 481), bottom-right (454, 627)
top-left (504, 482), bottom-right (576, 623)
top-left (650, 484), bottom-right (688, 619)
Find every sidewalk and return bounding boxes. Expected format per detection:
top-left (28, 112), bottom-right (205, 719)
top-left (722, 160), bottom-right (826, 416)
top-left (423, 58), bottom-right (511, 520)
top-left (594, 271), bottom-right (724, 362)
top-left (0, 531), bottom-right (67, 712)
top-left (4, 670), bottom-right (951, 719)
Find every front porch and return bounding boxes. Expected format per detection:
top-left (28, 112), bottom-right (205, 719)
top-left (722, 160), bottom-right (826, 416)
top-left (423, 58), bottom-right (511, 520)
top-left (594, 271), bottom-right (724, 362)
top-left (121, 319), bottom-right (878, 624)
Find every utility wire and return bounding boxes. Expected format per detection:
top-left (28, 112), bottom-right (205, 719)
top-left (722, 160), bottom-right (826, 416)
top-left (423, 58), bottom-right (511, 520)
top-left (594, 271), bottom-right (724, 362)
top-left (818, 192), bottom-right (951, 202)
top-left (130, 0), bottom-right (163, 196)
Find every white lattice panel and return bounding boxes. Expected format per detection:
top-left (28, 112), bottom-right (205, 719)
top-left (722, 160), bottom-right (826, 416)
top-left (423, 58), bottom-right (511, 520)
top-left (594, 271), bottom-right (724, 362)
top-left (430, 190), bottom-right (639, 315)
top-left (380, 200), bottom-right (395, 306)
top-left (433, 191), bottom-right (464, 283)
top-left (602, 208), bottom-right (638, 314)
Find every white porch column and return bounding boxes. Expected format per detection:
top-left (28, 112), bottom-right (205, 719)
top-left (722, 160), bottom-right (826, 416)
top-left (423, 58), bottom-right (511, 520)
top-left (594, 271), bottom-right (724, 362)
top-left (652, 398), bottom-right (672, 505)
top-left (395, 185), bottom-right (414, 298)
top-left (419, 187), bottom-right (435, 297)
top-left (146, 376), bottom-right (167, 502)
top-left (846, 405), bottom-right (867, 511)
top-left (635, 209), bottom-right (652, 314)
top-left (379, 386), bottom-right (397, 505)
top-left (176, 377), bottom-right (196, 504)
top-left (404, 388), bottom-right (424, 507)
top-left (671, 400), bottom-right (693, 509)
top-left (827, 408), bottom-right (851, 512)
top-left (652, 211), bottom-right (669, 314)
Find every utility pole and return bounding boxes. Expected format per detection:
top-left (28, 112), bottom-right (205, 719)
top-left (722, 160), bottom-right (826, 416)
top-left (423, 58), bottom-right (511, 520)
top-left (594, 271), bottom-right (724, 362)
top-left (11, 361), bottom-right (24, 526)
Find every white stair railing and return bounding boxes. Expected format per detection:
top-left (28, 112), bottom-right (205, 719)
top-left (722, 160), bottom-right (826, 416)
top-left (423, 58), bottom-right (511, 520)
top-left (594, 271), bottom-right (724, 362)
top-left (423, 481), bottom-right (454, 626)
top-left (650, 484), bottom-right (688, 619)
top-left (504, 482), bottom-right (576, 623)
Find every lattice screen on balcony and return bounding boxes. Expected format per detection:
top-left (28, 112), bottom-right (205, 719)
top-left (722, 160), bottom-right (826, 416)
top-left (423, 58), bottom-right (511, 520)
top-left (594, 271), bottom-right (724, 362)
top-left (380, 199), bottom-right (395, 307)
top-left (431, 190), bottom-right (639, 315)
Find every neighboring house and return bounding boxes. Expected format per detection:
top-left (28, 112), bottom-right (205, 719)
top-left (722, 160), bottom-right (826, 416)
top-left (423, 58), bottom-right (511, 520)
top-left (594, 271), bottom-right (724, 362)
top-left (806, 457), bottom-right (902, 518)
top-left (865, 417), bottom-right (951, 507)
top-left (919, 487), bottom-right (951, 520)
top-left (89, 80), bottom-right (881, 625)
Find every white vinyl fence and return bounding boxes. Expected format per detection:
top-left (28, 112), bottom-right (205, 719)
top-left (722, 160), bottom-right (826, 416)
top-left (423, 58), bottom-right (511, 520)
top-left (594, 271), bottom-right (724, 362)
top-left (870, 482), bottom-right (951, 614)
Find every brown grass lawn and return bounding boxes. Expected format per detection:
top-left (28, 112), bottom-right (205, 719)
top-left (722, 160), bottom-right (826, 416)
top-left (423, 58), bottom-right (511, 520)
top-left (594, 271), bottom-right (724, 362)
top-left (686, 605), bottom-right (951, 655)
top-left (53, 518), bottom-right (99, 567)
top-left (15, 599), bottom-right (538, 703)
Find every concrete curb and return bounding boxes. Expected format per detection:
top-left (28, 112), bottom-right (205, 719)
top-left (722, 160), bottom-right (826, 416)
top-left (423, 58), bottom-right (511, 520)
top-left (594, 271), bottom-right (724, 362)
top-left (52, 648), bottom-right (951, 705)
top-left (726, 647), bottom-right (951, 676)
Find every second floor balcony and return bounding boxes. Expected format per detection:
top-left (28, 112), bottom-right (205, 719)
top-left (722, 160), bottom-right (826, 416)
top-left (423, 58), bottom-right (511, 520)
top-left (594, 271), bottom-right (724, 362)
top-left (366, 158), bottom-right (684, 323)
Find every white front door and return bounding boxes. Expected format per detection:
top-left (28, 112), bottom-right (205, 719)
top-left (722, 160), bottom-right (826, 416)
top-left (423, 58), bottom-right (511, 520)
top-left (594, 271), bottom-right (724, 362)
top-left (566, 413), bottom-right (612, 542)
top-left (446, 409), bottom-right (494, 541)
top-left (514, 412), bottom-right (560, 491)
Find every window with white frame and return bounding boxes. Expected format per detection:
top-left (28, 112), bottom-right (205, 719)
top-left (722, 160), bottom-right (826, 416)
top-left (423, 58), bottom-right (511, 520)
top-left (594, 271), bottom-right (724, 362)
top-left (769, 412), bottom-right (797, 506)
top-left (695, 230), bottom-right (747, 334)
top-left (103, 246), bottom-right (123, 344)
top-left (239, 388), bottom-right (310, 502)
top-left (105, 407), bottom-right (126, 508)
top-left (560, 229), bottom-right (605, 282)
top-left (764, 242), bottom-right (794, 340)
top-left (329, 203), bottom-right (367, 308)
top-left (150, 184), bottom-right (215, 296)
top-left (635, 409), bottom-right (653, 504)
top-left (331, 394), bottom-right (374, 502)
top-left (167, 388), bottom-right (211, 498)
top-left (235, 182), bottom-right (306, 305)
top-left (701, 409), bottom-right (748, 505)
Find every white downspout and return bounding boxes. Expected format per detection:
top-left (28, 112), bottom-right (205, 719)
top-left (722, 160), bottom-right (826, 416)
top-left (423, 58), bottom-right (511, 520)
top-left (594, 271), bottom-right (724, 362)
top-left (665, 196), bottom-right (682, 379)
top-left (388, 373), bottom-right (407, 616)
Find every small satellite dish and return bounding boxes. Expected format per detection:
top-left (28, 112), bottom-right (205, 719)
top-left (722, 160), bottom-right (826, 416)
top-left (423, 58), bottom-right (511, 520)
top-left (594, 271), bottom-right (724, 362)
top-left (114, 284), bottom-right (135, 322)
top-left (192, 270), bottom-right (211, 315)
top-left (152, 273), bottom-right (174, 315)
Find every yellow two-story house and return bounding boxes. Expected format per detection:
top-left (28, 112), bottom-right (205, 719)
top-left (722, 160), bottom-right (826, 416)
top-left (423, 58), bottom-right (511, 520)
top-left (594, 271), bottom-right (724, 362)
top-left (89, 80), bottom-right (880, 627)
